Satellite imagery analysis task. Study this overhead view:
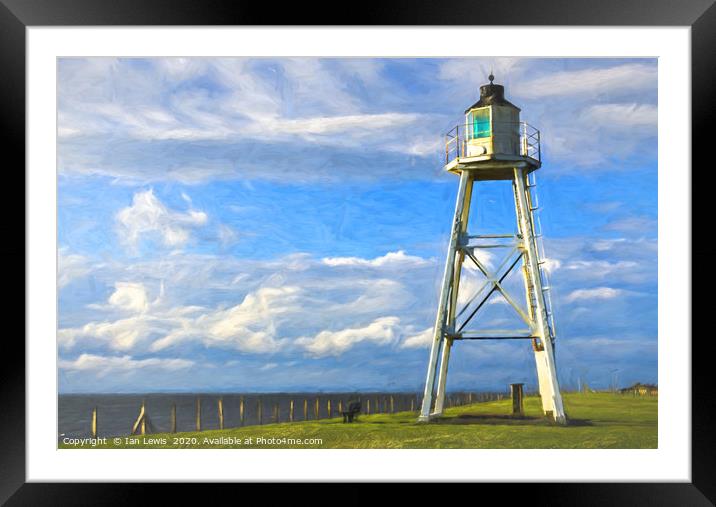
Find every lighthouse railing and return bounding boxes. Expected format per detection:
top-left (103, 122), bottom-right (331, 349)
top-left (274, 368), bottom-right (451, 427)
top-left (444, 121), bottom-right (541, 165)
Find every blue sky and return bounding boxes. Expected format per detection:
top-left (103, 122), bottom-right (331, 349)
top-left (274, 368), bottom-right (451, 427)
top-left (57, 57), bottom-right (657, 393)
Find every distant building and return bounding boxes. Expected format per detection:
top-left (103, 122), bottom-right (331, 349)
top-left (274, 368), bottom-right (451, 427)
top-left (619, 383), bottom-right (658, 396)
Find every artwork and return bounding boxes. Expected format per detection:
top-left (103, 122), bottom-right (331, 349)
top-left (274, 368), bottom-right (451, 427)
top-left (57, 57), bottom-right (657, 449)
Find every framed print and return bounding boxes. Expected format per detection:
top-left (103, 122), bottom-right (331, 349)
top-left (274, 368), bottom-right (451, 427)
top-left (3, 0), bottom-right (714, 503)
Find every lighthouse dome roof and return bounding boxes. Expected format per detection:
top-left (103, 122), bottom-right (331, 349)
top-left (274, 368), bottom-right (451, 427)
top-left (464, 76), bottom-right (520, 113)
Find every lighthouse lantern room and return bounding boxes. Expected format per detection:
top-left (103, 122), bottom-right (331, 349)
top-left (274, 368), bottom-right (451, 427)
top-left (445, 74), bottom-right (541, 181)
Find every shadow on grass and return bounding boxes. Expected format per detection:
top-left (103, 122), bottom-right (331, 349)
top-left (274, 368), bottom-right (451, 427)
top-left (432, 414), bottom-right (594, 427)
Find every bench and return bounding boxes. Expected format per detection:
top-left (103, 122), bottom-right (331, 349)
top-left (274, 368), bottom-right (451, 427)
top-left (341, 401), bottom-right (361, 423)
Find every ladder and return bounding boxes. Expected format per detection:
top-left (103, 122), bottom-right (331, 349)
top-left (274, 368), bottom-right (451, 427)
top-left (525, 172), bottom-right (558, 345)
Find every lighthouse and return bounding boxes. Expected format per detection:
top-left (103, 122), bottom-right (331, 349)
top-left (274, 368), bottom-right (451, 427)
top-left (419, 75), bottom-right (566, 424)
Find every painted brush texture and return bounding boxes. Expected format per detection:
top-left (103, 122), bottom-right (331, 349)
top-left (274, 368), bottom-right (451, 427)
top-left (57, 57), bottom-right (657, 393)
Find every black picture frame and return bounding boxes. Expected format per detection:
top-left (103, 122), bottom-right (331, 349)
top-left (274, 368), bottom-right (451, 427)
top-left (2, 0), bottom-right (712, 503)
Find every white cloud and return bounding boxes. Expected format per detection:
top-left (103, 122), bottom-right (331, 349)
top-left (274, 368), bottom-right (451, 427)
top-left (59, 353), bottom-right (193, 376)
top-left (324, 278), bottom-right (414, 317)
top-left (540, 258), bottom-right (562, 274)
top-left (603, 216), bottom-right (656, 233)
top-left (565, 287), bottom-right (623, 303)
top-left (116, 189), bottom-right (208, 251)
top-left (456, 274), bottom-right (483, 305)
top-left (401, 327), bottom-right (434, 349)
top-left (322, 250), bottom-right (430, 268)
top-left (60, 281), bottom-right (206, 351)
top-left (590, 238), bottom-right (628, 252)
top-left (439, 58), bottom-right (526, 85)
top-left (297, 316), bottom-right (401, 357)
top-left (57, 58), bottom-right (658, 185)
top-left (112, 285), bottom-right (301, 355)
top-left (58, 248), bottom-right (91, 288)
top-left (59, 58), bottom-right (425, 149)
top-left (58, 234), bottom-right (655, 372)
top-left (252, 112), bottom-right (421, 140)
top-left (582, 103), bottom-right (657, 129)
top-left (60, 315), bottom-right (152, 351)
top-left (108, 282), bottom-right (149, 313)
top-left (515, 64), bottom-right (656, 99)
top-left (195, 286), bottom-right (301, 353)
top-left (218, 224), bottom-right (239, 247)
top-left (564, 259), bottom-right (638, 276)
top-left (463, 248), bottom-right (496, 272)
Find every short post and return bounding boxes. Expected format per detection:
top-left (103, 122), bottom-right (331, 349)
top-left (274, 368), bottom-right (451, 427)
top-left (218, 398), bottom-right (224, 430)
top-left (239, 396), bottom-right (245, 426)
top-left (376, 397), bottom-right (380, 413)
top-left (327, 399), bottom-right (331, 418)
top-left (314, 397), bottom-right (320, 420)
top-left (274, 402), bottom-right (279, 423)
top-left (510, 383), bottom-right (524, 417)
top-left (289, 400), bottom-right (295, 422)
top-left (410, 398), bottom-right (415, 412)
top-left (338, 400), bottom-right (343, 415)
top-left (91, 407), bottom-right (98, 438)
top-left (366, 399), bottom-right (371, 415)
top-left (195, 397), bottom-right (202, 431)
top-left (390, 396), bottom-right (394, 413)
top-left (303, 399), bottom-right (308, 421)
top-left (170, 403), bottom-right (177, 433)
top-left (258, 398), bottom-right (263, 425)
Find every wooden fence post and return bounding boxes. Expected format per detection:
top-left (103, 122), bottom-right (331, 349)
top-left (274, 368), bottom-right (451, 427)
top-left (195, 397), bottom-right (201, 432)
top-left (240, 396), bottom-right (245, 426)
top-left (218, 398), bottom-right (224, 430)
top-left (390, 396), bottom-right (394, 413)
top-left (274, 402), bottom-right (279, 423)
top-left (327, 399), bottom-right (331, 418)
top-left (315, 397), bottom-right (320, 420)
top-left (410, 398), bottom-right (415, 412)
top-left (303, 399), bottom-right (308, 421)
top-left (258, 398), bottom-right (263, 425)
top-left (366, 398), bottom-right (371, 415)
top-left (289, 400), bottom-right (295, 422)
top-left (338, 400), bottom-right (343, 415)
top-left (170, 403), bottom-right (177, 433)
top-left (91, 407), bottom-right (98, 438)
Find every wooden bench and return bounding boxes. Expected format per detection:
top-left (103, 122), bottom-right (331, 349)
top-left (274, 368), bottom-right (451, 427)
top-left (341, 401), bottom-right (361, 423)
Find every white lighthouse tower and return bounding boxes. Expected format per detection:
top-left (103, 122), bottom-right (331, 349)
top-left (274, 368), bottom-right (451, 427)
top-left (419, 75), bottom-right (566, 424)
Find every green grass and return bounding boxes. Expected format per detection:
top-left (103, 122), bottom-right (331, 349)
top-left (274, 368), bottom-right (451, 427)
top-left (62, 393), bottom-right (657, 449)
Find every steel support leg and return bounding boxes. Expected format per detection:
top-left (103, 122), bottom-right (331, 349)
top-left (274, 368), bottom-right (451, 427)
top-left (433, 338), bottom-right (453, 415)
top-left (433, 177), bottom-right (473, 417)
top-left (513, 168), bottom-right (566, 424)
top-left (419, 170), bottom-right (471, 421)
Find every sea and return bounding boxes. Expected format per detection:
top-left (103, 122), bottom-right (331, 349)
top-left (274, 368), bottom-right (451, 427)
top-left (58, 391), bottom-right (504, 439)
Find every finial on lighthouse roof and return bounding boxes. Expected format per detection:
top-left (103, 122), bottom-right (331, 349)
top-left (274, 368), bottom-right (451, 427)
top-left (464, 73), bottom-right (520, 113)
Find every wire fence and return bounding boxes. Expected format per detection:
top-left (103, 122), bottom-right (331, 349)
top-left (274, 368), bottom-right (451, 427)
top-left (78, 391), bottom-right (508, 438)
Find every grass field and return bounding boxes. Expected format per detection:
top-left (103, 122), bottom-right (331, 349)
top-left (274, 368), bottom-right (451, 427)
top-left (61, 392), bottom-right (657, 449)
